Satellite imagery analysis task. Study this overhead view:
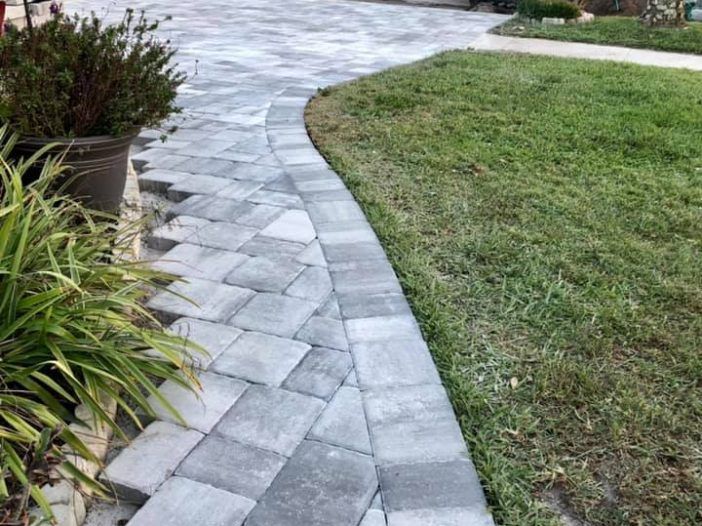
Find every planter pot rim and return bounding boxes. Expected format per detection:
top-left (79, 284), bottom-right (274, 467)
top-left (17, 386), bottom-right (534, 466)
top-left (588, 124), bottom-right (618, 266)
top-left (17, 129), bottom-right (140, 146)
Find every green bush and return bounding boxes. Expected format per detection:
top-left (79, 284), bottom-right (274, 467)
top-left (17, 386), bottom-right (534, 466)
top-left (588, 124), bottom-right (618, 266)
top-left (0, 10), bottom-right (184, 138)
top-left (0, 128), bottom-right (201, 521)
top-left (517, 0), bottom-right (581, 19)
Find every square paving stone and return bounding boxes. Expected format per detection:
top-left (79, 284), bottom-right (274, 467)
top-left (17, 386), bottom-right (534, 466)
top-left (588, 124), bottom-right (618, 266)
top-left (169, 318), bottom-right (243, 368)
top-left (225, 256), bottom-right (304, 292)
top-left (245, 440), bottom-right (376, 526)
top-left (330, 258), bottom-right (402, 296)
top-left (295, 316), bottom-right (348, 351)
top-left (386, 508), bottom-right (494, 526)
top-left (102, 422), bottom-right (203, 502)
top-left (213, 385), bottom-right (324, 456)
top-left (309, 386), bottom-right (372, 454)
top-left (379, 460), bottom-right (487, 513)
top-left (285, 266), bottom-right (332, 303)
top-left (215, 179), bottom-right (263, 200)
top-left (148, 216), bottom-right (210, 251)
top-left (127, 476), bottom-right (254, 526)
top-left (167, 174), bottom-right (234, 201)
top-left (147, 278), bottom-right (254, 323)
top-left (169, 195), bottom-right (254, 222)
top-left (146, 371), bottom-right (248, 433)
top-left (211, 331), bottom-right (309, 386)
top-left (177, 435), bottom-right (286, 500)
top-left (152, 243), bottom-right (249, 281)
top-left (228, 293), bottom-right (318, 338)
top-left (239, 236), bottom-right (306, 260)
top-left (260, 209), bottom-right (316, 244)
top-left (282, 347), bottom-right (352, 400)
top-left (235, 204), bottom-right (286, 228)
top-left (185, 221), bottom-right (259, 251)
top-left (363, 385), bottom-right (468, 466)
top-left (351, 338), bottom-right (440, 390)
top-left (346, 315), bottom-right (422, 344)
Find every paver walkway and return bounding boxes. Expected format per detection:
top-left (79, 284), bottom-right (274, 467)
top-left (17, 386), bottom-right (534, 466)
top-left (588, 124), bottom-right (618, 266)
top-left (73, 0), bottom-right (508, 524)
top-left (472, 33), bottom-right (702, 71)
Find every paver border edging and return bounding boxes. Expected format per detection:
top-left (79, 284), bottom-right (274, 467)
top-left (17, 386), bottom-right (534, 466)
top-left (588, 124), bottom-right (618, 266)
top-left (266, 88), bottom-right (496, 525)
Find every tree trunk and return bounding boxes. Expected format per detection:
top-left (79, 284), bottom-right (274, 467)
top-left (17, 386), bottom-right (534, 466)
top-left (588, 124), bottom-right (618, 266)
top-left (640, 0), bottom-right (685, 26)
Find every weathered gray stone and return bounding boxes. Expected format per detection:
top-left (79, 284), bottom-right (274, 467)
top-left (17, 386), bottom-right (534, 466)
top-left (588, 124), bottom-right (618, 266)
top-left (346, 315), bottom-right (421, 344)
top-left (168, 317), bottom-right (242, 368)
top-left (247, 189), bottom-right (304, 208)
top-left (186, 221), bottom-right (259, 251)
top-left (330, 258), bottom-right (402, 295)
top-left (324, 241), bottom-right (387, 263)
top-left (149, 216), bottom-right (210, 251)
top-left (234, 204), bottom-right (286, 228)
top-left (169, 195), bottom-right (253, 222)
top-left (239, 236), bottom-right (306, 260)
top-left (307, 201), bottom-right (366, 224)
top-left (215, 179), bottom-right (263, 200)
top-left (127, 476), bottom-right (254, 526)
top-left (145, 371), bottom-right (248, 433)
top-left (360, 509), bottom-right (387, 526)
top-left (351, 338), bottom-right (440, 389)
top-left (309, 386), bottom-right (372, 454)
top-left (102, 422), bottom-right (203, 502)
top-left (138, 169), bottom-right (188, 193)
top-left (221, 163), bottom-right (285, 182)
top-left (228, 293), bottom-right (318, 338)
top-left (260, 209), bottom-right (316, 244)
top-left (283, 347), bottom-right (352, 400)
top-left (172, 156), bottom-right (237, 176)
top-left (225, 256), bottom-right (304, 292)
top-left (245, 440), bottom-right (376, 526)
top-left (213, 385), bottom-right (324, 456)
top-left (338, 292), bottom-right (412, 319)
top-left (295, 239), bottom-right (327, 267)
top-left (318, 221), bottom-right (378, 245)
top-left (152, 243), bottom-right (248, 281)
top-left (167, 174), bottom-right (234, 201)
top-left (147, 278), bottom-right (254, 323)
top-left (296, 316), bottom-right (347, 351)
top-left (364, 385), bottom-right (468, 466)
top-left (387, 508), bottom-right (494, 526)
top-left (177, 435), bottom-right (286, 500)
top-left (211, 331), bottom-right (309, 386)
top-left (285, 266), bottom-right (332, 302)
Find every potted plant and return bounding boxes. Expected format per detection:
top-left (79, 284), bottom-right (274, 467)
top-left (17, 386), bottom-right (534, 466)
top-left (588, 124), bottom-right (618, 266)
top-left (0, 10), bottom-right (184, 211)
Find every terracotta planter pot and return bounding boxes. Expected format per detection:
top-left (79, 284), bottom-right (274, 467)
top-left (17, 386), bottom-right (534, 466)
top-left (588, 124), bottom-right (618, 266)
top-left (12, 130), bottom-right (139, 212)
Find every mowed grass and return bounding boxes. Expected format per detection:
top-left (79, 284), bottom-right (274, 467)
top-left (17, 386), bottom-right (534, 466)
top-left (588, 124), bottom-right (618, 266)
top-left (305, 52), bottom-right (702, 525)
top-left (494, 16), bottom-right (702, 55)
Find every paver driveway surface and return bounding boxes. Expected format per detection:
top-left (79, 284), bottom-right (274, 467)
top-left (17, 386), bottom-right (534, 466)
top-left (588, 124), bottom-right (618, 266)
top-left (72, 0), bottom-right (509, 524)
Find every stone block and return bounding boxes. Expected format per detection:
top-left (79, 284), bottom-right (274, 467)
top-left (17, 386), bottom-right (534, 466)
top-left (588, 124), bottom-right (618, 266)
top-left (260, 209), bottom-right (316, 244)
top-left (296, 316), bottom-right (348, 351)
top-left (169, 194), bottom-right (254, 222)
top-left (309, 386), bottom-right (372, 454)
top-left (247, 189), bottom-right (304, 208)
top-left (345, 315), bottom-right (421, 344)
top-left (215, 180), bottom-right (263, 200)
top-left (386, 508), bottom-right (494, 526)
top-left (225, 256), bottom-right (304, 292)
top-left (167, 174), bottom-right (233, 201)
top-left (168, 317), bottom-right (242, 368)
top-left (351, 338), bottom-right (440, 389)
top-left (295, 240), bottom-right (327, 267)
top-left (338, 292), bottom-right (411, 319)
top-left (360, 509), bottom-right (387, 526)
top-left (330, 259), bottom-right (402, 296)
top-left (235, 204), bottom-right (286, 228)
top-left (307, 201), bottom-right (366, 224)
top-left (285, 266), bottom-right (332, 302)
top-left (152, 243), bottom-right (249, 281)
top-left (239, 236), bottom-right (306, 260)
top-left (148, 216), bottom-right (210, 251)
top-left (283, 347), bottom-right (352, 400)
top-left (186, 221), bottom-right (259, 252)
top-left (138, 169), bottom-right (188, 193)
top-left (228, 293), bottom-right (318, 338)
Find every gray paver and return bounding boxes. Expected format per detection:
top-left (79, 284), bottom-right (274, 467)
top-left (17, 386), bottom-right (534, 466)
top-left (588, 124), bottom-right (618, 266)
top-left (346, 314), bottom-right (422, 344)
top-left (239, 235), bottom-right (306, 260)
top-left (295, 239), bottom-right (327, 267)
top-left (247, 189), bottom-right (304, 208)
top-left (245, 440), bottom-right (376, 526)
top-left (235, 204), bottom-right (286, 228)
top-left (310, 386), bottom-right (372, 454)
top-left (285, 265), bottom-right (332, 302)
top-left (168, 317), bottom-right (243, 367)
top-left (138, 168), bottom-right (188, 193)
top-left (213, 385), bottom-right (324, 456)
top-left (185, 221), bottom-right (259, 251)
top-left (229, 293), bottom-right (318, 337)
top-left (330, 258), bottom-right (402, 295)
top-left (145, 371), bottom-right (248, 433)
top-left (387, 508), bottom-right (494, 526)
top-left (127, 476), bottom-right (254, 526)
top-left (211, 331), bottom-right (309, 386)
top-left (167, 174), bottom-right (233, 201)
top-left (102, 422), bottom-right (203, 502)
top-left (169, 194), bottom-right (253, 222)
top-left (225, 256), bottom-right (304, 292)
top-left (351, 338), bottom-right (441, 389)
top-left (360, 509), bottom-right (387, 526)
top-left (177, 435), bottom-right (286, 500)
top-left (364, 385), bottom-right (468, 466)
top-left (215, 179), bottom-right (263, 200)
top-left (283, 347), bottom-right (352, 400)
top-left (260, 209), bottom-right (316, 244)
top-left (152, 243), bottom-right (248, 281)
top-left (296, 315), bottom-right (347, 351)
top-left (338, 292), bottom-right (412, 319)
top-left (149, 216), bottom-right (210, 251)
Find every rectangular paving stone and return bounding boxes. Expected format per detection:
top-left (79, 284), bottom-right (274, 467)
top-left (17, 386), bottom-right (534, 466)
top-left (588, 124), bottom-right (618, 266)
top-left (215, 179), bottom-right (263, 200)
top-left (171, 156), bottom-right (237, 176)
top-left (169, 195), bottom-right (254, 222)
top-left (219, 163), bottom-right (284, 183)
top-left (386, 508), bottom-right (494, 526)
top-left (346, 315), bottom-right (422, 344)
top-left (351, 338), bottom-right (440, 390)
top-left (167, 174), bottom-right (234, 201)
top-left (228, 293), bottom-right (318, 338)
top-left (285, 266), bottom-right (332, 303)
top-left (147, 278), bottom-right (254, 323)
top-left (239, 235), bottom-right (306, 260)
top-left (282, 347), bottom-right (352, 400)
top-left (152, 243), bottom-right (249, 281)
top-left (294, 240), bottom-right (327, 267)
top-left (260, 209), bottom-right (316, 244)
top-left (360, 509), bottom-right (387, 526)
top-left (138, 169), bottom-right (188, 193)
top-left (330, 259), bottom-right (402, 295)
top-left (225, 256), bottom-right (304, 292)
top-left (379, 460), bottom-right (487, 513)
top-left (127, 476), bottom-right (254, 526)
top-left (309, 386), bottom-right (372, 454)
top-left (177, 435), bottom-right (286, 500)
top-left (211, 331), bottom-right (309, 386)
top-left (301, 189), bottom-right (355, 202)
top-left (185, 221), bottom-right (259, 251)
top-left (338, 292), bottom-right (412, 319)
top-left (145, 371), bottom-right (248, 433)
top-left (148, 216), bottom-right (210, 251)
top-left (235, 204), bottom-right (286, 228)
top-left (247, 189), bottom-right (304, 209)
top-left (169, 318), bottom-right (243, 368)
top-left (307, 201), bottom-right (366, 224)
top-left (246, 440), bottom-right (376, 526)
top-left (296, 316), bottom-right (348, 351)
top-left (364, 385), bottom-right (468, 466)
top-left (324, 241), bottom-right (387, 263)
top-left (318, 221), bottom-right (378, 245)
top-left (213, 385), bottom-right (324, 456)
top-left (102, 422), bottom-right (203, 502)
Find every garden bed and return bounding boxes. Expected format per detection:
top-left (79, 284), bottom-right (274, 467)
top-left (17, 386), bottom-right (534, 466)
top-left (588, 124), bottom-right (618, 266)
top-left (306, 51), bottom-right (702, 525)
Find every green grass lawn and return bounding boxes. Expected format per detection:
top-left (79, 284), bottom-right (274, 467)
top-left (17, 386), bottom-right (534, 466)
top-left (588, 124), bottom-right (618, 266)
top-left (494, 16), bottom-right (702, 55)
top-left (306, 52), bottom-right (702, 525)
